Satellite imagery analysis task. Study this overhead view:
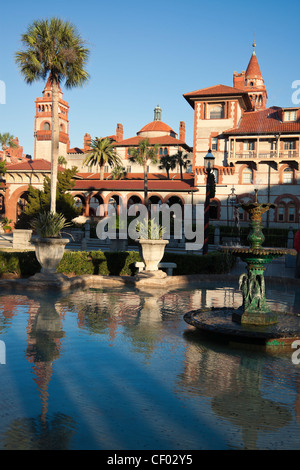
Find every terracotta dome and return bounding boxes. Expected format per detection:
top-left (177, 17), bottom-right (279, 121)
top-left (137, 120), bottom-right (176, 135)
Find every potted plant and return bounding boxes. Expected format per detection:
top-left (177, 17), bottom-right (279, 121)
top-left (137, 218), bottom-right (169, 272)
top-left (31, 211), bottom-right (71, 275)
top-left (2, 217), bottom-right (13, 233)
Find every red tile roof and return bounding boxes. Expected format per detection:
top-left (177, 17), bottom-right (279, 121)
top-left (223, 107), bottom-right (300, 135)
top-left (138, 120), bottom-right (176, 134)
top-left (245, 53), bottom-right (263, 79)
top-left (76, 172), bottom-right (195, 181)
top-left (184, 84), bottom-right (247, 97)
top-left (6, 159), bottom-right (65, 171)
top-left (68, 147), bottom-right (84, 154)
top-left (44, 75), bottom-right (62, 93)
top-left (183, 84), bottom-right (252, 108)
top-left (114, 134), bottom-right (190, 149)
top-left (73, 178), bottom-right (196, 192)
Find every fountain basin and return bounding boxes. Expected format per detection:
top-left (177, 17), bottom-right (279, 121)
top-left (219, 245), bottom-right (297, 326)
top-left (220, 245), bottom-right (296, 260)
top-left (184, 307), bottom-right (300, 350)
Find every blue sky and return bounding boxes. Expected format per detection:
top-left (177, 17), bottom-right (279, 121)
top-left (1, 0), bottom-right (300, 157)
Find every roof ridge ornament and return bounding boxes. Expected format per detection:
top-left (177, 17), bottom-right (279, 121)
top-left (252, 35), bottom-right (256, 55)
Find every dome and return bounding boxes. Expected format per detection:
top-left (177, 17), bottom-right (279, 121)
top-left (137, 120), bottom-right (175, 134)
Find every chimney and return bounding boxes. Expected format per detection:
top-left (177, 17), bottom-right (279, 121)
top-left (116, 123), bottom-right (123, 142)
top-left (179, 121), bottom-right (185, 142)
top-left (233, 71), bottom-right (245, 90)
top-left (84, 133), bottom-right (91, 151)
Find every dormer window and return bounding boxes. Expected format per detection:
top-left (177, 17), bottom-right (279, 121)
top-left (209, 103), bottom-right (225, 119)
top-left (284, 110), bottom-right (297, 121)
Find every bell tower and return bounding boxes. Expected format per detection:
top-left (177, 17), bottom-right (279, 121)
top-left (34, 77), bottom-right (70, 161)
top-left (233, 42), bottom-right (268, 111)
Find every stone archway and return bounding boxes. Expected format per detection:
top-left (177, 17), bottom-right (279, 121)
top-left (88, 193), bottom-right (105, 217)
top-left (73, 194), bottom-right (86, 215)
top-left (127, 194), bottom-right (143, 210)
top-left (16, 191), bottom-right (29, 222)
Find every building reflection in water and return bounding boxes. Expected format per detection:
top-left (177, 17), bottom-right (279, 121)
top-left (0, 283), bottom-right (299, 450)
top-left (3, 293), bottom-right (77, 450)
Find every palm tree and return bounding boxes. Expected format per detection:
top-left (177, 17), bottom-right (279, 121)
top-left (58, 156), bottom-right (67, 167)
top-left (173, 150), bottom-right (191, 179)
top-left (0, 132), bottom-right (17, 158)
top-left (15, 17), bottom-right (89, 214)
top-left (159, 154), bottom-right (176, 179)
top-left (128, 138), bottom-right (159, 208)
top-left (110, 165), bottom-right (127, 180)
top-left (83, 137), bottom-right (122, 180)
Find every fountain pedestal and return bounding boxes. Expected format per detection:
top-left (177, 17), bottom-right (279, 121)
top-left (223, 190), bottom-right (295, 326)
top-left (230, 252), bottom-right (281, 325)
top-left (184, 190), bottom-right (299, 349)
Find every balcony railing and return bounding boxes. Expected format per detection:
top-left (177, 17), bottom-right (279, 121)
top-left (229, 150), bottom-right (298, 159)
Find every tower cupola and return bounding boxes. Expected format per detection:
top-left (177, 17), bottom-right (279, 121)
top-left (154, 104), bottom-right (162, 121)
top-left (233, 42), bottom-right (268, 111)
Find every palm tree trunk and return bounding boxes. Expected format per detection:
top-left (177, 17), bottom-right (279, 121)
top-left (50, 79), bottom-right (60, 213)
top-left (100, 164), bottom-right (104, 180)
top-left (144, 159), bottom-right (148, 209)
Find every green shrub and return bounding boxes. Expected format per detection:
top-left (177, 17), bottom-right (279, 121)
top-left (0, 251), bottom-right (40, 277)
top-left (0, 249), bottom-right (235, 278)
top-left (57, 250), bottom-right (141, 276)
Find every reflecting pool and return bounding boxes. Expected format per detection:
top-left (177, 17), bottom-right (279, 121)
top-left (0, 281), bottom-right (299, 450)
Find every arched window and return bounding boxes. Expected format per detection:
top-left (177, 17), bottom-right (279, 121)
top-left (283, 167), bottom-right (293, 184)
top-left (242, 167), bottom-right (253, 184)
top-left (43, 122), bottom-right (50, 131)
top-left (164, 148), bottom-right (168, 155)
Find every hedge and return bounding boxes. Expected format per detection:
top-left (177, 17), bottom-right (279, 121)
top-left (0, 249), bottom-right (236, 278)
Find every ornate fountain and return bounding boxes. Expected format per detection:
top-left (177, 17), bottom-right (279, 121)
top-left (184, 190), bottom-right (299, 349)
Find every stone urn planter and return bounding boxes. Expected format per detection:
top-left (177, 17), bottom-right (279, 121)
top-left (138, 239), bottom-right (169, 271)
top-left (32, 237), bottom-right (69, 274)
top-left (30, 211), bottom-right (71, 277)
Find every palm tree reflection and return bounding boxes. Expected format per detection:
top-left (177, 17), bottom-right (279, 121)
top-left (3, 294), bottom-right (76, 450)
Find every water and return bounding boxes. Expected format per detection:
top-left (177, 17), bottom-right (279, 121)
top-left (0, 281), bottom-right (299, 450)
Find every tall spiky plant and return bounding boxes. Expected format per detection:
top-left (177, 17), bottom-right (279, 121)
top-left (128, 138), bottom-right (159, 208)
top-left (15, 17), bottom-right (89, 213)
